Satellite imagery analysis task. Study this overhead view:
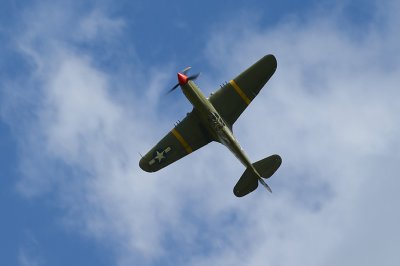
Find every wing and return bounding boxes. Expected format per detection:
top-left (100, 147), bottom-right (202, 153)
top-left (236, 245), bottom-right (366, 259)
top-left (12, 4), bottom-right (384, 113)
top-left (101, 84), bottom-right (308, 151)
top-left (209, 54), bottom-right (277, 127)
top-left (139, 110), bottom-right (213, 172)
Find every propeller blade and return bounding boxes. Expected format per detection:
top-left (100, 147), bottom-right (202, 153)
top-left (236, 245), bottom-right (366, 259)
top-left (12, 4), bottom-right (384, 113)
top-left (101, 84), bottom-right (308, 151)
top-left (167, 83), bottom-right (180, 94)
top-left (258, 177), bottom-right (272, 193)
top-left (182, 66), bottom-right (191, 75)
top-left (188, 72), bottom-right (200, 81)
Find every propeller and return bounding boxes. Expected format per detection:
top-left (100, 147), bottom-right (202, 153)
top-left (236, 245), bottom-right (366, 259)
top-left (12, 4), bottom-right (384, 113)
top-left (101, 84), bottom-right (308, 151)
top-left (167, 67), bottom-right (201, 94)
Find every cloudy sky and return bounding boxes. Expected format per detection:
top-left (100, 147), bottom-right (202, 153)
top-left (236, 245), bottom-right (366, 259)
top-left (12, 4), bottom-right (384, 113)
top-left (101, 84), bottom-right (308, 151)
top-left (1, 0), bottom-right (400, 265)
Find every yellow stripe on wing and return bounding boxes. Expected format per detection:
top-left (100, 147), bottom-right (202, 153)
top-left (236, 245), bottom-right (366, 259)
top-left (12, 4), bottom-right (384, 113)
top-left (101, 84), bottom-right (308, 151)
top-left (172, 128), bottom-right (193, 154)
top-left (230, 80), bottom-right (251, 105)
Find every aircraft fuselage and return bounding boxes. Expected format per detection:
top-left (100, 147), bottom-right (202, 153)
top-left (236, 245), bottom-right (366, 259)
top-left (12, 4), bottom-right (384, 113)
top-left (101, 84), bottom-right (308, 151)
top-left (180, 80), bottom-right (260, 176)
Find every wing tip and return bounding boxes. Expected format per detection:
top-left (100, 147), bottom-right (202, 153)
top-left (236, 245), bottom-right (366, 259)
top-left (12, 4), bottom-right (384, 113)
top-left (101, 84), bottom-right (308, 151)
top-left (264, 54), bottom-right (277, 70)
top-left (139, 157), bottom-right (155, 172)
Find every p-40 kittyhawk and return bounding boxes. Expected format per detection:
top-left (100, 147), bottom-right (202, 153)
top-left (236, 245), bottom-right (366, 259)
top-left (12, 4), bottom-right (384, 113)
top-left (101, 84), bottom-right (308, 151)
top-left (139, 54), bottom-right (282, 197)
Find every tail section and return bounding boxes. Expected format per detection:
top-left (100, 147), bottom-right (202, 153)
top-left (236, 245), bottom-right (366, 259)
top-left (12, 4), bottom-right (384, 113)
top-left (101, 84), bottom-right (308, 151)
top-left (233, 154), bottom-right (282, 197)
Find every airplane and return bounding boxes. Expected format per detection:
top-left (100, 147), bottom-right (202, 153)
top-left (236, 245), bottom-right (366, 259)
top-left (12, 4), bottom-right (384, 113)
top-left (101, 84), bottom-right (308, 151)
top-left (139, 54), bottom-right (282, 197)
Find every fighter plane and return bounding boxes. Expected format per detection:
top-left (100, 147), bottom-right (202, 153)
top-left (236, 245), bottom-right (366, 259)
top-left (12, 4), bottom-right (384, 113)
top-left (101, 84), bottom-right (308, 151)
top-left (139, 54), bottom-right (282, 197)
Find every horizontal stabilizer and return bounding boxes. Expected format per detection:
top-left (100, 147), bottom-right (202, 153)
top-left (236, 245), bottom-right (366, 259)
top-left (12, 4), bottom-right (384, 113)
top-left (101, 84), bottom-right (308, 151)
top-left (233, 168), bottom-right (259, 197)
top-left (253, 154), bottom-right (282, 179)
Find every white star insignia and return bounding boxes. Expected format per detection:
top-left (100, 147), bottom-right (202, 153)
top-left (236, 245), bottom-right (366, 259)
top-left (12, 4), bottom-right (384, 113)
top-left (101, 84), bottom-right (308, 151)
top-left (148, 147), bottom-right (172, 166)
top-left (155, 151), bottom-right (165, 162)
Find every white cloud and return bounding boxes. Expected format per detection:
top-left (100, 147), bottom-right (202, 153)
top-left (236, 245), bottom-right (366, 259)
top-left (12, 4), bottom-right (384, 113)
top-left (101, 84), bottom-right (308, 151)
top-left (18, 232), bottom-right (44, 266)
top-left (199, 1), bottom-right (400, 266)
top-left (3, 1), bottom-right (400, 266)
top-left (76, 10), bottom-right (125, 41)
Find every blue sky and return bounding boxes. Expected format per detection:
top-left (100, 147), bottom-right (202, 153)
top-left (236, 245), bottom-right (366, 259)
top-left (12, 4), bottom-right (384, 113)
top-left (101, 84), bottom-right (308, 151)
top-left (1, 0), bottom-right (400, 265)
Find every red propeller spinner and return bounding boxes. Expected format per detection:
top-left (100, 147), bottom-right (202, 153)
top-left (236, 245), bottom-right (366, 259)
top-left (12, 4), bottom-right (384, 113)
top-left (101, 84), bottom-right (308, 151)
top-left (177, 72), bottom-right (188, 85)
top-left (167, 67), bottom-right (200, 94)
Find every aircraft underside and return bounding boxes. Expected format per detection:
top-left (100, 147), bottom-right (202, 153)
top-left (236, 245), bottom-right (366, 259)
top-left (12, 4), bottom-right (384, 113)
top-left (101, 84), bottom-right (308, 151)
top-left (139, 54), bottom-right (282, 197)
